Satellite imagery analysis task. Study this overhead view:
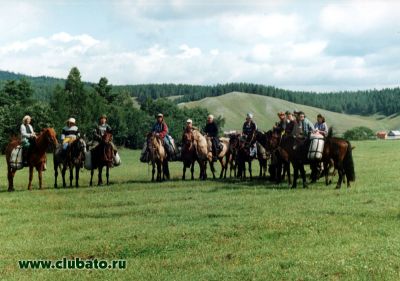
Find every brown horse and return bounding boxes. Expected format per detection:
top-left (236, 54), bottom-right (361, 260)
top-left (146, 132), bottom-right (166, 182)
top-left (228, 133), bottom-right (240, 177)
top-left (322, 129), bottom-right (355, 188)
top-left (5, 128), bottom-right (58, 191)
top-left (206, 137), bottom-right (230, 179)
top-left (257, 130), bottom-right (290, 185)
top-left (181, 129), bottom-right (207, 180)
top-left (90, 131), bottom-right (114, 186)
top-left (236, 136), bottom-right (255, 180)
top-left (54, 137), bottom-right (86, 188)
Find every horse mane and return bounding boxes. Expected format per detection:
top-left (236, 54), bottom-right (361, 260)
top-left (327, 127), bottom-right (333, 138)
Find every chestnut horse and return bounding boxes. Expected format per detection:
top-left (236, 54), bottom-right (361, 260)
top-left (5, 128), bottom-right (58, 191)
top-left (90, 131), bottom-right (114, 186)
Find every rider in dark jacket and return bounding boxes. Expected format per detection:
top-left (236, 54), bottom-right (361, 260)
top-left (204, 114), bottom-right (219, 160)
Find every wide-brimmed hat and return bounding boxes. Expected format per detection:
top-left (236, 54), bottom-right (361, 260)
top-left (66, 117), bottom-right (76, 124)
top-left (22, 115), bottom-right (32, 123)
top-left (156, 113), bottom-right (163, 118)
top-left (277, 111), bottom-right (285, 116)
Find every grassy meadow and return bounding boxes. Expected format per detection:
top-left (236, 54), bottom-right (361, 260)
top-left (1, 140), bottom-right (400, 280)
top-left (180, 92), bottom-right (400, 134)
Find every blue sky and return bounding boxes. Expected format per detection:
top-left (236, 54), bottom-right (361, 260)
top-left (0, 0), bottom-right (399, 91)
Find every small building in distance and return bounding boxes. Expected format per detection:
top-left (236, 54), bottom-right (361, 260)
top-left (386, 130), bottom-right (400, 140)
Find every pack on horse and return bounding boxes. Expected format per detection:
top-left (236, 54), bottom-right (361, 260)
top-left (146, 132), bottom-right (167, 182)
top-left (206, 136), bottom-right (230, 179)
top-left (181, 129), bottom-right (208, 180)
top-left (5, 128), bottom-right (58, 191)
top-left (53, 137), bottom-right (86, 188)
top-left (322, 128), bottom-right (355, 188)
top-left (90, 131), bottom-right (114, 186)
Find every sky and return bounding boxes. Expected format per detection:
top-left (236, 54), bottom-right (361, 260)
top-left (0, 0), bottom-right (399, 91)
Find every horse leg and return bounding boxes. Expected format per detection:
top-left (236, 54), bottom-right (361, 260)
top-left (69, 164), bottom-right (73, 187)
top-left (90, 169), bottom-right (94, 186)
top-left (300, 165), bottom-right (308, 188)
top-left (7, 167), bottom-right (16, 192)
top-left (182, 163), bottom-right (187, 180)
top-left (248, 161), bottom-right (252, 180)
top-left (157, 161), bottom-right (162, 182)
top-left (106, 166), bottom-right (110, 185)
top-left (190, 161), bottom-right (195, 180)
top-left (38, 168), bottom-right (43, 190)
top-left (287, 163), bottom-right (291, 186)
top-left (62, 165), bottom-right (67, 188)
top-left (54, 164), bottom-right (58, 188)
top-left (209, 161), bottom-right (216, 179)
top-left (336, 162), bottom-right (344, 189)
top-left (98, 167), bottom-right (103, 186)
top-left (75, 165), bottom-right (80, 187)
top-left (219, 158), bottom-right (225, 179)
top-left (28, 166), bottom-right (34, 190)
top-left (324, 161), bottom-right (330, 186)
top-left (151, 162), bottom-right (155, 182)
top-left (291, 164), bottom-right (298, 189)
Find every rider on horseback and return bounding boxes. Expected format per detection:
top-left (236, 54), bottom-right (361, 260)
top-left (203, 114), bottom-right (220, 161)
top-left (92, 114), bottom-right (116, 153)
top-left (314, 114), bottom-right (328, 137)
top-left (292, 111), bottom-right (314, 149)
top-left (20, 115), bottom-right (36, 166)
top-left (61, 117), bottom-right (80, 151)
top-left (152, 113), bottom-right (176, 161)
top-left (242, 113), bottom-right (257, 157)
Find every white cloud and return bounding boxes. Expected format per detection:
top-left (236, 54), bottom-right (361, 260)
top-left (0, 2), bottom-right (44, 38)
top-left (320, 0), bottom-right (400, 35)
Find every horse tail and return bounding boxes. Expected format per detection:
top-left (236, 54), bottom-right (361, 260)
top-left (343, 141), bottom-right (355, 182)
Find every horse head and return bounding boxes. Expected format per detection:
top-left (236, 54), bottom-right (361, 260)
top-left (38, 128), bottom-right (59, 150)
top-left (102, 131), bottom-right (113, 144)
top-left (70, 137), bottom-right (87, 166)
top-left (182, 130), bottom-right (194, 152)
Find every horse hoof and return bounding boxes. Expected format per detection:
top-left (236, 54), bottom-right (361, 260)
top-left (335, 186), bottom-right (341, 189)
top-left (7, 188), bottom-right (15, 192)
top-left (291, 186), bottom-right (297, 189)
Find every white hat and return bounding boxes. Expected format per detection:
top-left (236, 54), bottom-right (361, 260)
top-left (207, 114), bottom-right (214, 120)
top-left (22, 115), bottom-right (31, 123)
top-left (246, 113), bottom-right (253, 119)
top-left (186, 119), bottom-right (193, 123)
top-left (67, 117), bottom-right (76, 124)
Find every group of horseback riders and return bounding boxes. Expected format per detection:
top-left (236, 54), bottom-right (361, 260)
top-left (141, 109), bottom-right (329, 164)
top-left (19, 114), bottom-right (116, 166)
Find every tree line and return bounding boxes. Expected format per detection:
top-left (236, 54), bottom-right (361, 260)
top-left (1, 70), bottom-right (399, 116)
top-left (0, 68), bottom-right (223, 151)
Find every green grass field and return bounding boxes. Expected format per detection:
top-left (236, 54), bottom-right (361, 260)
top-left (179, 92), bottom-right (400, 134)
top-left (1, 140), bottom-right (400, 280)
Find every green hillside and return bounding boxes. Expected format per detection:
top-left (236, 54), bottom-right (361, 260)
top-left (179, 92), bottom-right (400, 134)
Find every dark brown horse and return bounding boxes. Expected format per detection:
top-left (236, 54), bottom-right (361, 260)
top-left (256, 130), bottom-right (290, 184)
top-left (228, 133), bottom-right (240, 177)
top-left (90, 131), bottom-right (114, 186)
top-left (5, 128), bottom-right (58, 191)
top-left (322, 129), bottom-right (355, 188)
top-left (181, 130), bottom-right (207, 180)
top-left (236, 136), bottom-right (255, 180)
top-left (54, 137), bottom-right (86, 188)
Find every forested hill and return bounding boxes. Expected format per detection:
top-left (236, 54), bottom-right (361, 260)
top-left (0, 70), bottom-right (65, 101)
top-left (1, 70), bottom-right (400, 116)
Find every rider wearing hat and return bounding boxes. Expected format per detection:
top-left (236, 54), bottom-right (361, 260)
top-left (203, 114), bottom-right (220, 160)
top-left (152, 113), bottom-right (176, 161)
top-left (292, 111), bottom-right (314, 139)
top-left (242, 113), bottom-right (257, 157)
top-left (285, 110), bottom-right (295, 135)
top-left (61, 117), bottom-right (80, 150)
top-left (274, 111), bottom-right (287, 134)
